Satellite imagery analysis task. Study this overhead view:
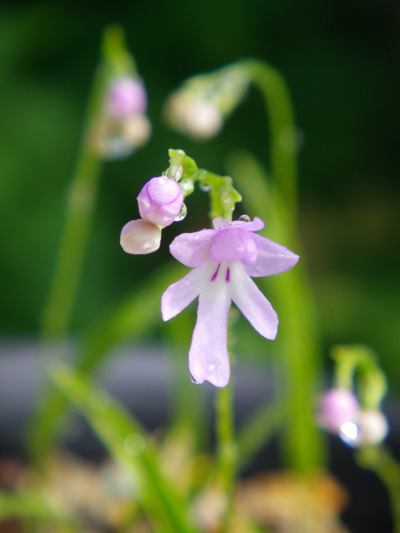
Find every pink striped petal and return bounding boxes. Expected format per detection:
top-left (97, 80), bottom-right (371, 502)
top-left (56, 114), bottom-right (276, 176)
top-left (230, 262), bottom-right (278, 340)
top-left (244, 233), bottom-right (299, 277)
top-left (169, 229), bottom-right (216, 267)
top-left (161, 262), bottom-right (214, 321)
top-left (189, 267), bottom-right (231, 387)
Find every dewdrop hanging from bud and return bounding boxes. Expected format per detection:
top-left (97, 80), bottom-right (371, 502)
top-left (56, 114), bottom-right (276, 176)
top-left (120, 219), bottom-right (161, 255)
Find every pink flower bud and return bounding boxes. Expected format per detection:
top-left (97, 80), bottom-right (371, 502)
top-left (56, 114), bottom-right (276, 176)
top-left (317, 388), bottom-right (359, 433)
top-left (120, 219), bottom-right (161, 255)
top-left (107, 77), bottom-right (147, 118)
top-left (137, 176), bottom-right (184, 226)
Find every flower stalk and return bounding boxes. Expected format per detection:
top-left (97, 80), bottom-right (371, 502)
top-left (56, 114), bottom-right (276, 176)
top-left (31, 26), bottom-right (148, 463)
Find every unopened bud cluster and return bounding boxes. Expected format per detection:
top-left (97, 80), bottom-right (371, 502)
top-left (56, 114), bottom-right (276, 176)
top-left (164, 66), bottom-right (248, 140)
top-left (317, 388), bottom-right (389, 448)
top-left (88, 76), bottom-right (151, 159)
top-left (120, 175), bottom-right (184, 255)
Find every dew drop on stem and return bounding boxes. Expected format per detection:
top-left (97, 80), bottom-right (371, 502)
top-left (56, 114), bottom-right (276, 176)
top-left (200, 182), bottom-right (211, 192)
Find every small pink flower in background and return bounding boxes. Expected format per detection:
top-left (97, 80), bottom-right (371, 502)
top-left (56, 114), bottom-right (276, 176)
top-left (120, 219), bottom-right (161, 255)
top-left (161, 216), bottom-right (299, 387)
top-left (107, 76), bottom-right (147, 118)
top-left (137, 176), bottom-right (184, 226)
top-left (317, 388), bottom-right (359, 433)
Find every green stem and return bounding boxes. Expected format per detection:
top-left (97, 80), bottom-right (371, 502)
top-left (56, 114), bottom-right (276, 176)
top-left (235, 59), bottom-right (324, 475)
top-left (239, 59), bottom-right (299, 215)
top-left (41, 25), bottom-right (135, 341)
top-left (356, 446), bottom-right (400, 533)
top-left (30, 26), bottom-right (137, 462)
top-left (227, 150), bottom-right (325, 475)
top-left (215, 381), bottom-right (237, 529)
top-left (236, 401), bottom-right (284, 472)
top-left (229, 60), bottom-right (324, 474)
top-left (41, 149), bottom-right (101, 339)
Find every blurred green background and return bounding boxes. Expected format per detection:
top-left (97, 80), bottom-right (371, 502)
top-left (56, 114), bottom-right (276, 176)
top-left (1, 1), bottom-right (399, 386)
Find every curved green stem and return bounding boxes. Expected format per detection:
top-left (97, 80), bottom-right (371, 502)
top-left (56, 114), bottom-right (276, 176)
top-left (227, 150), bottom-right (325, 475)
top-left (357, 446), bottom-right (400, 533)
top-left (41, 26), bottom-right (132, 340)
top-left (30, 26), bottom-right (138, 461)
top-left (238, 59), bottom-right (299, 216)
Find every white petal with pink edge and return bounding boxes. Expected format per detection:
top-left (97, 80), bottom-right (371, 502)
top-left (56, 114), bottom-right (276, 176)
top-left (230, 262), bottom-right (278, 340)
top-left (161, 261), bottom-right (214, 321)
top-left (188, 265), bottom-right (231, 387)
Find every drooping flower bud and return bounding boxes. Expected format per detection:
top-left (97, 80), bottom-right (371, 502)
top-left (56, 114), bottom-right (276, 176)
top-left (107, 76), bottom-right (147, 118)
top-left (86, 75), bottom-right (150, 160)
top-left (165, 93), bottom-right (223, 140)
top-left (317, 388), bottom-right (359, 433)
top-left (120, 219), bottom-right (161, 255)
top-left (137, 176), bottom-right (184, 226)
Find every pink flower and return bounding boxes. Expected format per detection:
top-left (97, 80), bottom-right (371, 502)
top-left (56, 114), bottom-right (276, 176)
top-left (137, 176), bottom-right (184, 226)
top-left (161, 216), bottom-right (299, 387)
top-left (317, 388), bottom-right (359, 433)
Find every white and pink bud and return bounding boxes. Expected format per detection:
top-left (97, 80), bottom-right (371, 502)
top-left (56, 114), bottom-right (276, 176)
top-left (317, 388), bottom-right (359, 433)
top-left (137, 176), bottom-right (184, 227)
top-left (340, 410), bottom-right (389, 447)
top-left (120, 219), bottom-right (161, 255)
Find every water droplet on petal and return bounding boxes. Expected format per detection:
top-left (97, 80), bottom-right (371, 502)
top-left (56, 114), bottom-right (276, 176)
top-left (190, 373), bottom-right (200, 384)
top-left (200, 182), bottom-right (211, 192)
top-left (239, 214), bottom-right (250, 223)
top-left (223, 220), bottom-right (231, 227)
top-left (143, 238), bottom-right (155, 249)
top-left (175, 202), bottom-right (187, 221)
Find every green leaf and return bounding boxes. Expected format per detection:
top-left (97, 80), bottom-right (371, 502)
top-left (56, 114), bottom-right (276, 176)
top-left (0, 491), bottom-right (77, 530)
top-left (51, 367), bottom-right (198, 533)
top-left (29, 260), bottom-right (186, 462)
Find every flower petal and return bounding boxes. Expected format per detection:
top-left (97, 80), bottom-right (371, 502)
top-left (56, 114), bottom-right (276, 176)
top-left (169, 229), bottom-right (216, 267)
top-left (210, 228), bottom-right (257, 265)
top-left (244, 233), bottom-right (299, 277)
top-left (161, 262), bottom-right (214, 321)
top-left (189, 267), bottom-right (231, 387)
top-left (231, 216), bottom-right (265, 232)
top-left (230, 262), bottom-right (278, 340)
